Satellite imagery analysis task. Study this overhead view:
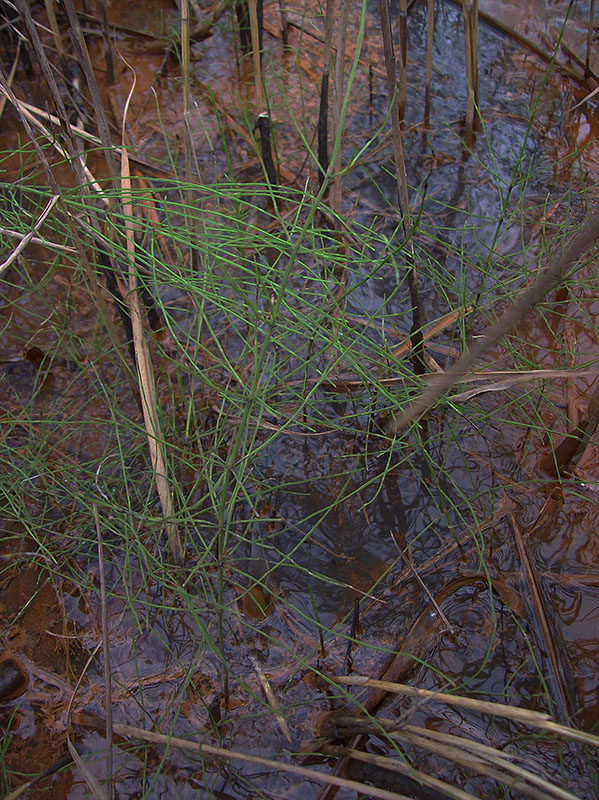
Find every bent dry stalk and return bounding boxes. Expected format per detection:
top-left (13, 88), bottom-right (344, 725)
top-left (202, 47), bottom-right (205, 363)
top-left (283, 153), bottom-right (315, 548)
top-left (389, 209), bottom-right (599, 435)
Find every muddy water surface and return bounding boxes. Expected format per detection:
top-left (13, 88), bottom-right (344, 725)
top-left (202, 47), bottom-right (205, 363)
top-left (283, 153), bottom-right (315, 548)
top-left (1, 0), bottom-right (599, 798)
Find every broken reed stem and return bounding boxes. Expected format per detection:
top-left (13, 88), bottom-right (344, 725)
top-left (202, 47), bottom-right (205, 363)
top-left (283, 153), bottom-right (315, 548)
top-left (330, 0), bottom-right (349, 216)
top-left (0, 194), bottom-right (59, 276)
top-left (249, 0), bottom-right (277, 185)
top-left (424, 0), bottom-right (434, 126)
top-left (324, 744), bottom-right (478, 800)
top-left (43, 0), bottom-right (64, 60)
top-left (334, 675), bottom-right (553, 724)
top-left (277, 0), bottom-right (289, 48)
top-left (120, 76), bottom-right (183, 564)
top-left (181, 0), bottom-right (192, 189)
top-left (389, 209), bottom-right (599, 434)
top-left (462, 0), bottom-right (479, 147)
top-left (249, 0), bottom-right (264, 112)
top-left (317, 0), bottom-right (335, 190)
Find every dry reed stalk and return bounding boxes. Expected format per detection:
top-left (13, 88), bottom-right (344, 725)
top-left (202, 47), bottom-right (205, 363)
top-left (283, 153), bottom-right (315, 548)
top-left (1, 95), bottom-right (103, 144)
top-left (323, 743), bottom-right (483, 800)
top-left (317, 0), bottom-right (335, 189)
top-left (249, 0), bottom-right (264, 111)
top-left (98, 0), bottom-right (114, 84)
top-left (120, 72), bottom-right (183, 564)
top-left (330, 0), bottom-right (349, 216)
top-left (320, 709), bottom-right (587, 800)
top-left (461, 0), bottom-right (479, 147)
top-left (74, 714), bottom-right (411, 800)
top-left (43, 0), bottom-right (64, 59)
top-left (250, 655), bottom-right (291, 742)
top-left (424, 0), bottom-right (434, 126)
top-left (334, 675), bottom-right (551, 723)
top-left (15, 0), bottom-right (80, 168)
top-left (181, 0), bottom-right (192, 188)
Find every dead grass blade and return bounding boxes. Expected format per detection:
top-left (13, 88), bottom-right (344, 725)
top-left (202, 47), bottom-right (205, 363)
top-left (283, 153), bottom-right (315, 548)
top-left (387, 725), bottom-right (577, 800)
top-left (0, 226), bottom-right (77, 253)
top-left (333, 675), bottom-right (553, 723)
top-left (66, 739), bottom-right (109, 800)
top-left (320, 711), bottom-right (584, 800)
top-left (44, 0), bottom-right (65, 59)
top-left (447, 368), bottom-right (596, 402)
top-left (390, 534), bottom-right (453, 632)
top-left (250, 655), bottom-right (292, 742)
top-left (119, 65), bottom-right (183, 563)
top-left (0, 65), bottom-right (141, 403)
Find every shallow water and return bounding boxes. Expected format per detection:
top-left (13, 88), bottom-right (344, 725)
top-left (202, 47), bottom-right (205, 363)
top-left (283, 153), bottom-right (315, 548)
top-left (1, 0), bottom-right (599, 797)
